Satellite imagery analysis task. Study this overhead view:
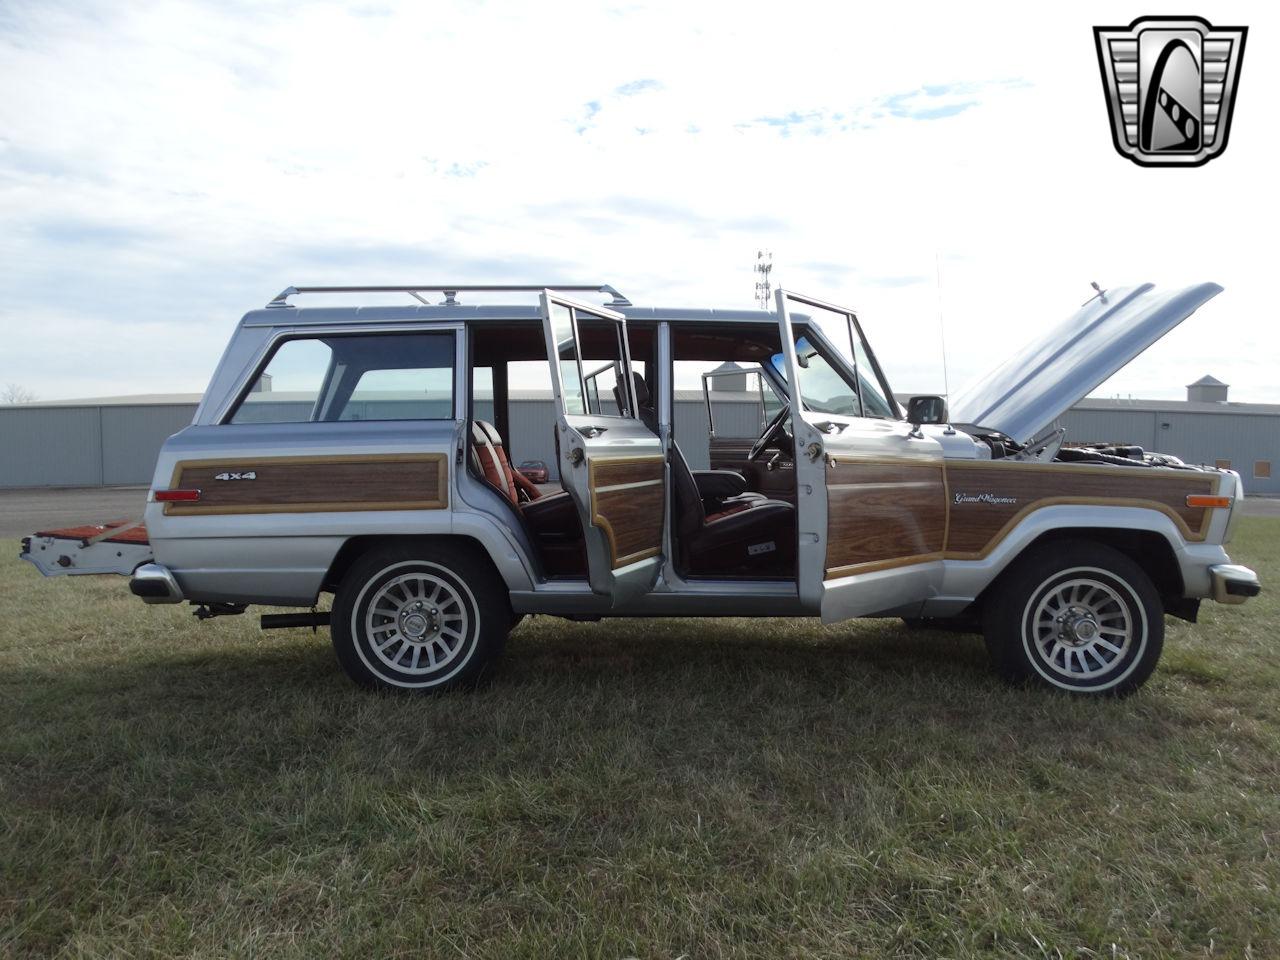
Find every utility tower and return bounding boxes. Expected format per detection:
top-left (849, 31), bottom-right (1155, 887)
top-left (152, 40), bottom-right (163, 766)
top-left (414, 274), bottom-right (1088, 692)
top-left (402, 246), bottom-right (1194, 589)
top-left (753, 250), bottom-right (773, 309)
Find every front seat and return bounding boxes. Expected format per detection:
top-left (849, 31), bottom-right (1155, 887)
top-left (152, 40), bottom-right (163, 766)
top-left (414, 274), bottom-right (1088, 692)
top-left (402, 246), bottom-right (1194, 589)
top-left (669, 433), bottom-right (796, 576)
top-left (623, 372), bottom-right (791, 574)
top-left (625, 372), bottom-right (765, 514)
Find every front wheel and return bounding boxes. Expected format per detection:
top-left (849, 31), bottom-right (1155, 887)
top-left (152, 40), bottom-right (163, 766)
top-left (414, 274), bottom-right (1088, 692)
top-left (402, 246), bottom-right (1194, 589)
top-left (331, 542), bottom-right (510, 692)
top-left (983, 541), bottom-right (1164, 696)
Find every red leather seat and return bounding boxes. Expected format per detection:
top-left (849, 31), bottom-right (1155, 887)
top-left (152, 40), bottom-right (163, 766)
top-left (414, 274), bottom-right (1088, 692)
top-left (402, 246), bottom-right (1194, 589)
top-left (471, 420), bottom-right (586, 576)
top-left (471, 420), bottom-right (543, 505)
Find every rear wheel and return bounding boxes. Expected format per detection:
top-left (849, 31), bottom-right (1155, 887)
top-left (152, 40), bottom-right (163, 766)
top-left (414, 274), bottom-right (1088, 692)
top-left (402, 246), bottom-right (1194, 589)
top-left (983, 541), bottom-right (1164, 696)
top-left (332, 542), bottom-right (509, 692)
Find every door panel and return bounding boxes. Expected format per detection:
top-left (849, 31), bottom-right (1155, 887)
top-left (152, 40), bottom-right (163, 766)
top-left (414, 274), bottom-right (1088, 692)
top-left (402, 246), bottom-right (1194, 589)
top-left (825, 457), bottom-right (946, 576)
top-left (708, 437), bottom-right (795, 502)
top-left (774, 290), bottom-right (947, 621)
top-left (589, 455), bottom-right (666, 566)
top-left (540, 291), bottom-right (665, 603)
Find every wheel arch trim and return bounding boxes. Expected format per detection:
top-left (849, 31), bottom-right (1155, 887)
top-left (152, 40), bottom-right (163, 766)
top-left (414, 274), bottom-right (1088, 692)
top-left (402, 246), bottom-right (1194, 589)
top-left (934, 504), bottom-right (1219, 607)
top-left (322, 516), bottom-right (537, 596)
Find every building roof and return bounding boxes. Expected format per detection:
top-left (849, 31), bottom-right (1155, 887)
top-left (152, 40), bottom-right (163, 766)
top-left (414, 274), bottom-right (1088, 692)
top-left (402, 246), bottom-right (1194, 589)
top-left (10, 393), bottom-right (206, 408)
top-left (1187, 374), bottom-right (1229, 387)
top-left (1072, 397), bottom-right (1280, 416)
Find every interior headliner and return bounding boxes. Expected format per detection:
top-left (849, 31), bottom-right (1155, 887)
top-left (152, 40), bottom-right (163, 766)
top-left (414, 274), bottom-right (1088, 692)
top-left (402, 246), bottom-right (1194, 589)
top-left (470, 321), bottom-right (780, 366)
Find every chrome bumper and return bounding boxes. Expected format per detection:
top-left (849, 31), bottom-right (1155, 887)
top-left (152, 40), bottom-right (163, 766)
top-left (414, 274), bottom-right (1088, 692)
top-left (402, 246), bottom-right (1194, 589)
top-left (1209, 564), bottom-right (1261, 605)
top-left (129, 563), bottom-right (185, 604)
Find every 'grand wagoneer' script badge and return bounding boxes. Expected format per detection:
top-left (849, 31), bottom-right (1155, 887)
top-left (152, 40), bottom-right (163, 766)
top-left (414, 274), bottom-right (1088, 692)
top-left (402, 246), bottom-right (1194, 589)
top-left (954, 492), bottom-right (1018, 506)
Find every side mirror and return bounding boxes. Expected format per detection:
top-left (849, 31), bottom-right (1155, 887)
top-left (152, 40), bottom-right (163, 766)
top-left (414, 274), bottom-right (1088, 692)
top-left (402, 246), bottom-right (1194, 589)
top-left (906, 395), bottom-right (948, 427)
top-left (794, 336), bottom-right (818, 369)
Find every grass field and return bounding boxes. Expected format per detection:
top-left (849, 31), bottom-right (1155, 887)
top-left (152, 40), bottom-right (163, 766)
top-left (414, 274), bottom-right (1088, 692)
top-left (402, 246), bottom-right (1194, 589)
top-left (2, 521), bottom-right (1278, 958)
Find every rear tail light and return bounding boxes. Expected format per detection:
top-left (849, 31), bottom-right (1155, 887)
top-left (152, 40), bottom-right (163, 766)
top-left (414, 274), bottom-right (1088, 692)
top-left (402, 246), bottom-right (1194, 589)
top-left (155, 489), bottom-right (201, 503)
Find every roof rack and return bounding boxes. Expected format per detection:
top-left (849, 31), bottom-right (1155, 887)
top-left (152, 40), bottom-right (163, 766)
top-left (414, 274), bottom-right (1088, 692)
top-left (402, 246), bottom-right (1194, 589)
top-left (267, 284), bottom-right (631, 308)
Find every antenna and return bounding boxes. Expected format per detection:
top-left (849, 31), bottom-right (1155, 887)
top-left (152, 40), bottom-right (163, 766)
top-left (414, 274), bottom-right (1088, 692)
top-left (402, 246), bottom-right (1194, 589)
top-left (935, 252), bottom-right (955, 434)
top-left (753, 250), bottom-right (773, 309)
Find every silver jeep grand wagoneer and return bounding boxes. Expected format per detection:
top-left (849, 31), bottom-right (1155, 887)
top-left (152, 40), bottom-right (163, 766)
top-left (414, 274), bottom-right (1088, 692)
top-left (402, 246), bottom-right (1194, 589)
top-left (22, 283), bottom-right (1261, 695)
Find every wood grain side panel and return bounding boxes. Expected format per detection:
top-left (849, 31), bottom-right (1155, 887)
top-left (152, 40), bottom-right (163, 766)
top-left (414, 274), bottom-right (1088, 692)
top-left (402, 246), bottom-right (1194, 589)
top-left (825, 460), bottom-right (946, 578)
top-left (166, 453), bottom-right (448, 515)
top-left (589, 455), bottom-right (665, 568)
top-left (945, 461), bottom-right (1217, 557)
top-left (595, 457), bottom-right (667, 489)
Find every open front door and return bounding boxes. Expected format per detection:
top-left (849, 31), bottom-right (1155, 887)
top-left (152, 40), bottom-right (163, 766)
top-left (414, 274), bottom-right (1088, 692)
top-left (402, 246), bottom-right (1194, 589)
top-left (774, 290), bottom-right (948, 622)
top-left (540, 290), bottom-right (666, 603)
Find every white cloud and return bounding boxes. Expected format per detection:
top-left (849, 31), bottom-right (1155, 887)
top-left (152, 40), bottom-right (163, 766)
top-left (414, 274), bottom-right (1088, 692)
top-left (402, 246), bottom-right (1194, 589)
top-left (1, 0), bottom-right (1275, 402)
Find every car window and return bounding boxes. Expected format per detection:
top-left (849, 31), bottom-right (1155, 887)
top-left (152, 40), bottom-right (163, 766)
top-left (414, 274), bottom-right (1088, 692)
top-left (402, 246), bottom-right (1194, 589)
top-left (576, 317), bottom-right (633, 418)
top-left (851, 337), bottom-right (895, 418)
top-left (339, 365), bottom-right (453, 421)
top-left (685, 363), bottom-right (782, 439)
top-left (584, 362), bottom-right (626, 416)
top-left (230, 331), bottom-right (455, 424)
top-left (547, 303), bottom-right (586, 416)
top-left (771, 337), bottom-right (860, 417)
top-left (770, 328), bottom-right (895, 420)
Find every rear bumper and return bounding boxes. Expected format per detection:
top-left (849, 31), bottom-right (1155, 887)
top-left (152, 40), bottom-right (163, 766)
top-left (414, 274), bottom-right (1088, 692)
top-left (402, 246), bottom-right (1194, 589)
top-left (1209, 563), bottom-right (1261, 605)
top-left (21, 530), bottom-right (153, 577)
top-left (129, 563), bottom-right (185, 604)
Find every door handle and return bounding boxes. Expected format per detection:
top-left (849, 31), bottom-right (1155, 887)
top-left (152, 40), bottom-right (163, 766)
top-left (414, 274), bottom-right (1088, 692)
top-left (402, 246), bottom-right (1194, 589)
top-left (581, 425), bottom-right (609, 438)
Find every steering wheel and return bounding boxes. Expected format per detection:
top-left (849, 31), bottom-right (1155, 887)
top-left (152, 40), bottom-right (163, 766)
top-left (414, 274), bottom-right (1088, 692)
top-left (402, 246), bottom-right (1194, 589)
top-left (748, 403), bottom-right (793, 462)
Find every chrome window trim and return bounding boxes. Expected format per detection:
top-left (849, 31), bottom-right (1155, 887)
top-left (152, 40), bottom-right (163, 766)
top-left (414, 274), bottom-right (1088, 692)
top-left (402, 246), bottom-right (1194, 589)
top-left (539, 290), bottom-right (639, 423)
top-left (776, 290), bottom-right (901, 422)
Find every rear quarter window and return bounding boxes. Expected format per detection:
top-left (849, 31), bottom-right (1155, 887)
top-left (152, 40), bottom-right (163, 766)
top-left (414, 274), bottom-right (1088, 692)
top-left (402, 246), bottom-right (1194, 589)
top-left (229, 331), bottom-right (455, 424)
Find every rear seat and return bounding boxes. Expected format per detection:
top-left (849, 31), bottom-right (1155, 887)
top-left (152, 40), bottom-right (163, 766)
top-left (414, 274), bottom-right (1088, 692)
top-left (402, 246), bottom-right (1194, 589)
top-left (471, 420), bottom-right (586, 576)
top-left (471, 420), bottom-right (545, 504)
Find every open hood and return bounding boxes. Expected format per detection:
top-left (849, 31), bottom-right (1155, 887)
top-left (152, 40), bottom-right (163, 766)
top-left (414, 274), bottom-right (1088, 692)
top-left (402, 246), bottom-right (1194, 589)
top-left (948, 282), bottom-right (1223, 444)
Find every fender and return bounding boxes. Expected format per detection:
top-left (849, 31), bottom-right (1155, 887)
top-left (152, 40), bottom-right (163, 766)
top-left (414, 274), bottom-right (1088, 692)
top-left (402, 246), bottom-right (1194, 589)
top-left (449, 509), bottom-right (538, 594)
top-left (925, 503), bottom-right (1230, 617)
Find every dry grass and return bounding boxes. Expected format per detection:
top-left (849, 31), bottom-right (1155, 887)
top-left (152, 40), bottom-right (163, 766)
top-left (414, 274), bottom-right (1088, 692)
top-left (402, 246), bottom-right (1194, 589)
top-left (2, 521), bottom-right (1279, 958)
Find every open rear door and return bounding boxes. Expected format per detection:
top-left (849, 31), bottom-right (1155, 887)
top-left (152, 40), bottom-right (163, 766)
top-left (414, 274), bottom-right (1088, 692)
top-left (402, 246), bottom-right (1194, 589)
top-left (774, 290), bottom-right (948, 622)
top-left (539, 290), bottom-right (665, 604)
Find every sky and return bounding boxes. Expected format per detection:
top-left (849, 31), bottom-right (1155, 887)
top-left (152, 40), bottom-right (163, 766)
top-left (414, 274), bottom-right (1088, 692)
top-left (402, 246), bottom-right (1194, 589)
top-left (1, 0), bottom-right (1276, 404)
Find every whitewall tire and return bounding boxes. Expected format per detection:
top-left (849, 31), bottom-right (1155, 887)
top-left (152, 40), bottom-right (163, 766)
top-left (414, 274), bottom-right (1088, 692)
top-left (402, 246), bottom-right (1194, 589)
top-left (332, 542), bottom-right (509, 692)
top-left (983, 541), bottom-right (1164, 696)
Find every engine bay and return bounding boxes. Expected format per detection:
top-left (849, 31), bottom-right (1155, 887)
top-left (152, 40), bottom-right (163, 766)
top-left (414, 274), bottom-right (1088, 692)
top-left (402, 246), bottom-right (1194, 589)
top-left (961, 425), bottom-right (1215, 472)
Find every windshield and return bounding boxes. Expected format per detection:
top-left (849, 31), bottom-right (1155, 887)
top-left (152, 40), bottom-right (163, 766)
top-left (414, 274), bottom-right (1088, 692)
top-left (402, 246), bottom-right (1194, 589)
top-left (771, 331), bottom-right (897, 419)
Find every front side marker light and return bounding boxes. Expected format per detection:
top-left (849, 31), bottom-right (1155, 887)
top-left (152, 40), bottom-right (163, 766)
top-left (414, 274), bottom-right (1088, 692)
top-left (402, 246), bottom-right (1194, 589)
top-left (1186, 495), bottom-right (1232, 509)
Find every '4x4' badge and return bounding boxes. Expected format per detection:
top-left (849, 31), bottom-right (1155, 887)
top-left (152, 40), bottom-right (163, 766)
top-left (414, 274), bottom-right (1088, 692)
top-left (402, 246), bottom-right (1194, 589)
top-left (1094, 16), bottom-right (1247, 167)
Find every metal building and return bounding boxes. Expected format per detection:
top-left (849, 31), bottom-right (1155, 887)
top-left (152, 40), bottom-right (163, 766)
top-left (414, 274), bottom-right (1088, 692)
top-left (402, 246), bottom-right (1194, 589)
top-left (2, 377), bottom-right (1276, 495)
top-left (0, 391), bottom-right (766, 488)
top-left (1061, 401), bottom-right (1278, 494)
